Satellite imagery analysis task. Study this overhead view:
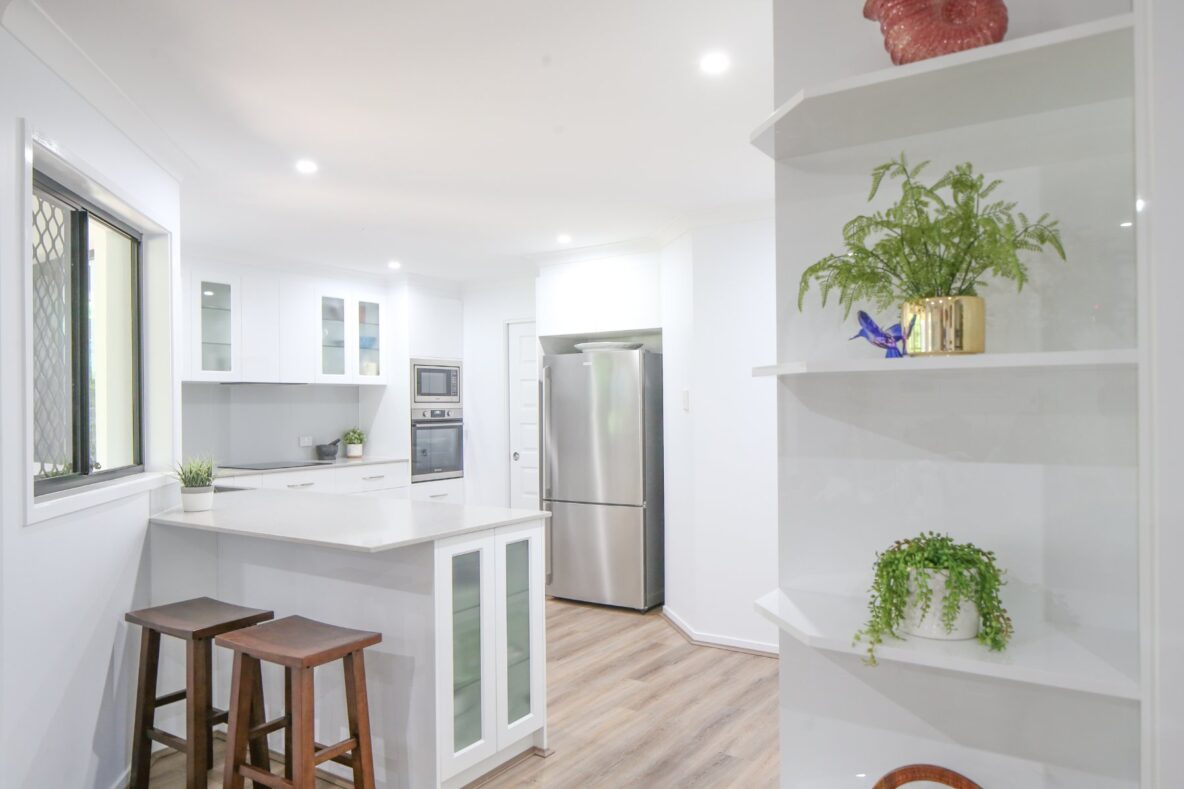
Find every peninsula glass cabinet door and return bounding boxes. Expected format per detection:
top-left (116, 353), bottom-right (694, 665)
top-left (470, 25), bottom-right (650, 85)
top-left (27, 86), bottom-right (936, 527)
top-left (436, 533), bottom-right (498, 779)
top-left (494, 522), bottom-right (546, 750)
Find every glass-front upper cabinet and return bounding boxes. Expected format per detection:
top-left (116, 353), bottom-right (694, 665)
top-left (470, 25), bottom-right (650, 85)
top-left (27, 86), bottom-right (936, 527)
top-left (358, 299), bottom-right (381, 380)
top-left (188, 267), bottom-right (240, 381)
top-left (319, 295), bottom-right (347, 380)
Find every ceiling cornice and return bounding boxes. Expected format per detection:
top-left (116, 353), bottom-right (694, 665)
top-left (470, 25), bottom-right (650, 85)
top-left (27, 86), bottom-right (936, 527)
top-left (2, 0), bottom-right (193, 182)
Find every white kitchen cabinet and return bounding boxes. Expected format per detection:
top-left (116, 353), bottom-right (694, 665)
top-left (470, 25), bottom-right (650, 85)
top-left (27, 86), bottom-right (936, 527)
top-left (316, 286), bottom-right (389, 385)
top-left (187, 265), bottom-right (241, 381)
top-left (337, 461), bottom-right (409, 493)
top-left (217, 474), bottom-right (263, 490)
top-left (240, 269), bottom-right (280, 382)
top-left (411, 477), bottom-right (465, 503)
top-left (278, 277), bottom-right (318, 383)
top-left (434, 521), bottom-right (546, 782)
top-left (356, 485), bottom-right (409, 499)
top-left (259, 469), bottom-right (338, 493)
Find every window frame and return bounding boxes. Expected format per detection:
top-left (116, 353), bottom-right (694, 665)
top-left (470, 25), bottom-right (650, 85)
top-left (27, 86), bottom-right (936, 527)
top-left (32, 170), bottom-right (145, 497)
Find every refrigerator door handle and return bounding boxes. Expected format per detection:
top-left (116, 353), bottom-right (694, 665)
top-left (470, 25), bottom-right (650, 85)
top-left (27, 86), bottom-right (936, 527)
top-left (543, 502), bottom-right (554, 584)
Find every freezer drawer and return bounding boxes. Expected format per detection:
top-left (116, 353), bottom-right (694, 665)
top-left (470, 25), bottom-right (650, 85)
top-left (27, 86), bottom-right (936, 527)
top-left (544, 500), bottom-right (646, 609)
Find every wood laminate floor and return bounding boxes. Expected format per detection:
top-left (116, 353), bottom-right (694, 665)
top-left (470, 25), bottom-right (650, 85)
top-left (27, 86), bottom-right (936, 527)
top-left (151, 599), bottom-right (779, 788)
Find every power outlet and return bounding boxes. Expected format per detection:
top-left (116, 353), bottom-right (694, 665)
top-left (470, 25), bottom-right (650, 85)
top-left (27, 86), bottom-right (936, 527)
top-left (298, 435), bottom-right (313, 448)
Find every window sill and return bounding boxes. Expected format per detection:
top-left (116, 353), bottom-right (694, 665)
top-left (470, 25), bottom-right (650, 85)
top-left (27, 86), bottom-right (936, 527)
top-left (27, 470), bottom-right (173, 526)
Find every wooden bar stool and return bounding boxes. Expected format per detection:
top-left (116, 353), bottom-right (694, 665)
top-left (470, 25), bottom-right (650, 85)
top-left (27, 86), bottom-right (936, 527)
top-left (216, 615), bottom-right (382, 789)
top-left (125, 597), bottom-right (274, 788)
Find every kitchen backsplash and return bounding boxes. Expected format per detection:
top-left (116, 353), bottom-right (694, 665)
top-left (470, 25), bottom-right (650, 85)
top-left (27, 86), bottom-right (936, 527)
top-left (182, 383), bottom-right (362, 464)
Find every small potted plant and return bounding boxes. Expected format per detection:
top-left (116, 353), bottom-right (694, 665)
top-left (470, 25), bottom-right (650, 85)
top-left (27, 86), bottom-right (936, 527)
top-left (856, 532), bottom-right (1013, 664)
top-left (798, 154), bottom-right (1066, 355)
top-left (343, 428), bottom-right (365, 459)
top-left (176, 458), bottom-right (215, 513)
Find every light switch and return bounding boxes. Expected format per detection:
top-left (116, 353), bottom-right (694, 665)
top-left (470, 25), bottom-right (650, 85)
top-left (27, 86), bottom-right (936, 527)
top-left (682, 389), bottom-right (690, 413)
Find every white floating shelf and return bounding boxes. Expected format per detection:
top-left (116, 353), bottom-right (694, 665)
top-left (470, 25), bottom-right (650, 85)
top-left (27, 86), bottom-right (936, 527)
top-left (755, 587), bottom-right (1140, 700)
top-left (753, 348), bottom-right (1137, 378)
top-left (751, 14), bottom-right (1134, 160)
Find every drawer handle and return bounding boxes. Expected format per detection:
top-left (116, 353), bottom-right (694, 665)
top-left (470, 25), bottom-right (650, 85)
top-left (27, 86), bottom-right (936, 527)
top-left (287, 482), bottom-right (315, 489)
top-left (362, 475), bottom-right (386, 481)
top-left (429, 493), bottom-right (448, 499)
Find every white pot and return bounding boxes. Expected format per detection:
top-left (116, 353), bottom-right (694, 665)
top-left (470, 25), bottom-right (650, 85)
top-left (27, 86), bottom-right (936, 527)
top-left (180, 486), bottom-right (214, 512)
top-left (900, 569), bottom-right (979, 641)
top-left (345, 443), bottom-right (364, 458)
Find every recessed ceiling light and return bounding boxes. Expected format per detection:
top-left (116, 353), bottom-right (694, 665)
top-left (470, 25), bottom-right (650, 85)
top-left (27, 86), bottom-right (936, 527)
top-left (294, 158), bottom-right (318, 175)
top-left (699, 51), bottom-right (731, 75)
top-left (387, 260), bottom-right (402, 270)
top-left (556, 233), bottom-right (572, 245)
top-left (1120, 221), bottom-right (1133, 228)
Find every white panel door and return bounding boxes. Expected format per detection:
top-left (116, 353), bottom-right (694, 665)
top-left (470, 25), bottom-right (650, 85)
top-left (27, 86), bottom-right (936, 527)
top-left (507, 321), bottom-right (539, 509)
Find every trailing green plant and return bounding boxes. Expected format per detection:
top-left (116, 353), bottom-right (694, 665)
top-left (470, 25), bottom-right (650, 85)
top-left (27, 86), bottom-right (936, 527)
top-left (343, 428), bottom-right (365, 445)
top-left (855, 531), bottom-right (1013, 665)
top-left (176, 457), bottom-right (215, 489)
top-left (798, 154), bottom-right (1067, 317)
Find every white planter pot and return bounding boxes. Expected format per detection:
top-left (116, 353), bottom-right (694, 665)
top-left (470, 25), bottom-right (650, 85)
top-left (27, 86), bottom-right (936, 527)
top-left (901, 569), bottom-right (979, 641)
top-left (345, 443), bottom-right (364, 458)
top-left (180, 486), bottom-right (214, 512)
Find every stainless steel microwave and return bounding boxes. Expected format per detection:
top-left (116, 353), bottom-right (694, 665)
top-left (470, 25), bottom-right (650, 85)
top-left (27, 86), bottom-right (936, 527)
top-left (411, 359), bottom-right (461, 405)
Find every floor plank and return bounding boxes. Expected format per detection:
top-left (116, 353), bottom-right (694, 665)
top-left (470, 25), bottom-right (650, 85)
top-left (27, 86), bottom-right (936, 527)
top-left (150, 599), bottom-right (780, 788)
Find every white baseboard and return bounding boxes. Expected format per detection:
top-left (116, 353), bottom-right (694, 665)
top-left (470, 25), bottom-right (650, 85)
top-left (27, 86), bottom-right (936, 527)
top-left (662, 605), bottom-right (779, 657)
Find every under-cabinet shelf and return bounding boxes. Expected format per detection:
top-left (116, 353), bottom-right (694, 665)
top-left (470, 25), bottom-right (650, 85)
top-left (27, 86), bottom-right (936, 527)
top-left (755, 587), bottom-right (1140, 700)
top-left (753, 349), bottom-right (1137, 378)
top-left (751, 14), bottom-right (1133, 161)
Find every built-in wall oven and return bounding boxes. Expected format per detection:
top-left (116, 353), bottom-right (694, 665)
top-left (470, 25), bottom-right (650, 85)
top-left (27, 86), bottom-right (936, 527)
top-left (412, 358), bottom-right (461, 406)
top-left (411, 407), bottom-right (463, 482)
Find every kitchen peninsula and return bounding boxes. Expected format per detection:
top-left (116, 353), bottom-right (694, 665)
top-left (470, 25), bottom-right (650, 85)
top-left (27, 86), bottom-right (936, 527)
top-left (148, 489), bottom-right (549, 788)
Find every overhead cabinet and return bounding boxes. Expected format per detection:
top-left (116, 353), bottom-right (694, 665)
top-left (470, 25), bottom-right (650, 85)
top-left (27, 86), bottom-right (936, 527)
top-left (182, 265), bottom-right (388, 385)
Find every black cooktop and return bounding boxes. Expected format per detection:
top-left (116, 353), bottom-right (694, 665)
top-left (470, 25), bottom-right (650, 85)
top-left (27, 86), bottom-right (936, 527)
top-left (220, 460), bottom-right (334, 471)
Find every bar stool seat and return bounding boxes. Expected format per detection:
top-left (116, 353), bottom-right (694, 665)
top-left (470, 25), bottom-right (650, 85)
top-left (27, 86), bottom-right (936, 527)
top-left (125, 597), bottom-right (274, 788)
top-left (217, 616), bottom-right (382, 789)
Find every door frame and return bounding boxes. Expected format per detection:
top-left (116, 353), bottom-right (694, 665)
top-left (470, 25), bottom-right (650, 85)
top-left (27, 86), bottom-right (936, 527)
top-left (504, 319), bottom-right (537, 507)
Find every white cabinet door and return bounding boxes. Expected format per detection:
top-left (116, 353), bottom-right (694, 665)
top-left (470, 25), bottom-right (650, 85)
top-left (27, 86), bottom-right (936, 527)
top-left (494, 522), bottom-right (546, 749)
top-left (436, 532), bottom-right (499, 779)
top-left (315, 290), bottom-right (356, 384)
top-left (355, 289), bottom-right (387, 386)
top-left (187, 266), bottom-right (241, 381)
top-left (240, 270), bottom-right (280, 383)
top-left (259, 468), bottom-right (338, 493)
top-left (411, 478), bottom-right (465, 503)
top-left (278, 277), bottom-right (318, 384)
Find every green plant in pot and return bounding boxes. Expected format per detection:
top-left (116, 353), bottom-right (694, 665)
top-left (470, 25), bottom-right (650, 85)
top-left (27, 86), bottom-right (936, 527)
top-left (855, 532), bottom-right (1013, 664)
top-left (798, 155), bottom-right (1067, 355)
top-left (176, 457), bottom-right (215, 513)
top-left (343, 428), bottom-right (366, 459)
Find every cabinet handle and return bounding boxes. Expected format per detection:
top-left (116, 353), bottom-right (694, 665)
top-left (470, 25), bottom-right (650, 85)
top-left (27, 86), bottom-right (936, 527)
top-left (362, 475), bottom-right (386, 481)
top-left (287, 482), bottom-right (315, 489)
top-left (429, 493), bottom-right (448, 499)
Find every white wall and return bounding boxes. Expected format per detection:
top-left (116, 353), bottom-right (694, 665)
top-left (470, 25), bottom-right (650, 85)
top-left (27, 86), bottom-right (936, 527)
top-left (659, 219), bottom-right (779, 653)
top-left (462, 277), bottom-right (536, 506)
top-left (0, 21), bottom-right (181, 789)
top-left (536, 248), bottom-right (661, 336)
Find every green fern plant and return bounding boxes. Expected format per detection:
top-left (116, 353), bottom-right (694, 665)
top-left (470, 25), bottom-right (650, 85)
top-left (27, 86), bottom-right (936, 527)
top-left (855, 532), bottom-right (1013, 665)
top-left (798, 155), bottom-right (1067, 317)
top-left (176, 457), bottom-right (215, 489)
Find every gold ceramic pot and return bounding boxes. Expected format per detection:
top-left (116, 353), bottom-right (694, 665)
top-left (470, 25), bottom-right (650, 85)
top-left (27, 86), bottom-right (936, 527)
top-left (902, 296), bottom-right (985, 356)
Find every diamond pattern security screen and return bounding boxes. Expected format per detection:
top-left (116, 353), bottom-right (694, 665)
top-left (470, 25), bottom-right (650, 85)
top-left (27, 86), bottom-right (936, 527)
top-left (31, 173), bottom-right (144, 496)
top-left (31, 190), bottom-right (74, 481)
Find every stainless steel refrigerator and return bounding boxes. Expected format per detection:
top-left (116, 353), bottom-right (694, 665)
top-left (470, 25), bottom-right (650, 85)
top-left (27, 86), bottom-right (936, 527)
top-left (541, 348), bottom-right (664, 610)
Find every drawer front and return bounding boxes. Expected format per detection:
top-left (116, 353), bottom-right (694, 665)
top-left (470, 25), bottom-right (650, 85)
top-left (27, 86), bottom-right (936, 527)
top-left (356, 485), bottom-right (410, 499)
top-left (411, 477), bottom-right (465, 503)
top-left (337, 462), bottom-right (410, 493)
top-left (220, 474), bottom-right (263, 490)
top-left (260, 469), bottom-right (337, 493)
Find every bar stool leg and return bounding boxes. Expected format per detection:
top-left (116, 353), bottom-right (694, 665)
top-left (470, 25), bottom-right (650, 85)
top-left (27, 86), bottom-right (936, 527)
top-left (185, 638), bottom-right (212, 789)
top-left (343, 651), bottom-right (377, 789)
top-left (247, 661), bottom-right (272, 779)
top-left (129, 628), bottom-right (161, 789)
top-left (289, 667), bottom-right (317, 789)
top-left (223, 651), bottom-right (253, 789)
top-left (283, 668), bottom-right (294, 781)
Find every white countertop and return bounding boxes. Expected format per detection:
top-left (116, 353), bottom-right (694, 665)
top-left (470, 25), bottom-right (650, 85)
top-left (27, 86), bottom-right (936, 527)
top-left (150, 488), bottom-right (548, 553)
top-left (214, 456), bottom-right (408, 478)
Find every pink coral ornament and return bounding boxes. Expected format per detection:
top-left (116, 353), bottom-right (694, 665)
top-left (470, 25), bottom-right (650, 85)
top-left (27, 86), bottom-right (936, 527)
top-left (864, 0), bottom-right (1009, 66)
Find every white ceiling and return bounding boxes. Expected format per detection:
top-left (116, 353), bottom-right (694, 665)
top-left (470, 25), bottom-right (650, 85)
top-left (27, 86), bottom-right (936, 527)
top-left (32, 0), bottom-right (773, 280)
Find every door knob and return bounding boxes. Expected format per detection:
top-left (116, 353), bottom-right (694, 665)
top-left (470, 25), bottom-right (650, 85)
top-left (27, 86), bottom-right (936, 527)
top-left (512, 451), bottom-right (520, 461)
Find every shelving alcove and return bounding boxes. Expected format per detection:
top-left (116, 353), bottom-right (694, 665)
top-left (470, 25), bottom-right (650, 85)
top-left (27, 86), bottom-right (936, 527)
top-left (756, 13), bottom-right (1144, 789)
